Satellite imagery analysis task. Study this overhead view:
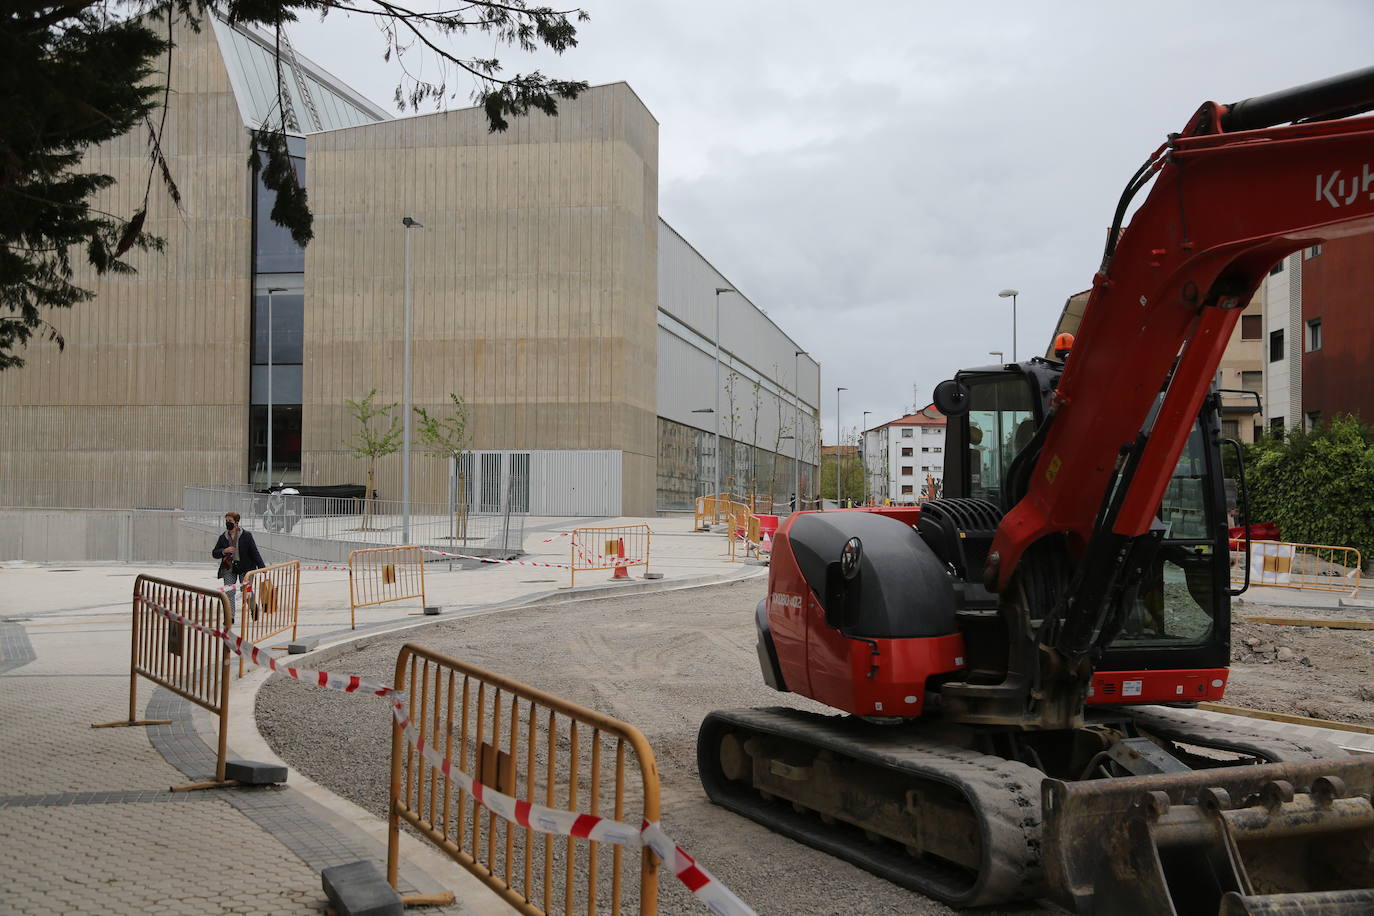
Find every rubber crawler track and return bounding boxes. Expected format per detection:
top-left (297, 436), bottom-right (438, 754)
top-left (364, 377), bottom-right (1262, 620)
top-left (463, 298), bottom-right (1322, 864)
top-left (698, 707), bottom-right (1047, 908)
top-left (1118, 704), bottom-right (1347, 763)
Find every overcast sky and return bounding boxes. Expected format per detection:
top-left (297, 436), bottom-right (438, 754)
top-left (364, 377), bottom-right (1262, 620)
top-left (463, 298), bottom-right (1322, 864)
top-left (287, 1), bottom-right (1374, 442)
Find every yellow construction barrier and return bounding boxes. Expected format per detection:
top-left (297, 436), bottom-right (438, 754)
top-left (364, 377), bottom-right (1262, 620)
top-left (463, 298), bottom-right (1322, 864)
top-left (239, 560), bottom-right (301, 677)
top-left (1230, 540), bottom-right (1362, 596)
top-left (388, 644), bottom-right (662, 914)
top-left (694, 493), bottom-right (728, 530)
top-left (92, 575), bottom-right (234, 790)
top-left (570, 524), bottom-right (651, 587)
top-left (349, 545), bottom-right (427, 629)
top-left (723, 501), bottom-right (752, 561)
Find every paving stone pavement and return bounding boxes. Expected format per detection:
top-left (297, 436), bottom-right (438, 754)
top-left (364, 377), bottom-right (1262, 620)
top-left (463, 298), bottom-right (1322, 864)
top-left (0, 584), bottom-right (458, 914)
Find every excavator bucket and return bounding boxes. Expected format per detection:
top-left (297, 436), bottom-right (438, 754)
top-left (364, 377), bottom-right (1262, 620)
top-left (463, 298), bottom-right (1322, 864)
top-left (1042, 756), bottom-right (1374, 915)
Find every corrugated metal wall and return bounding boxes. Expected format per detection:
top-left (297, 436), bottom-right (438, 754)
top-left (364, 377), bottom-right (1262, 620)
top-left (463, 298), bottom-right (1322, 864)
top-left (461, 450), bottom-right (621, 516)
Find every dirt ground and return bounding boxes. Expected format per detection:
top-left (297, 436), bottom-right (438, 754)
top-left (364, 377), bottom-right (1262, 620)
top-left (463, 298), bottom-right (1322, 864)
top-left (258, 576), bottom-right (1047, 916)
top-left (1228, 613), bottom-right (1374, 726)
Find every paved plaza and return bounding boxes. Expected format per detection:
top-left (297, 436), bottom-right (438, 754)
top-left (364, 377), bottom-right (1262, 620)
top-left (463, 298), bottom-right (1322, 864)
top-left (0, 514), bottom-right (759, 915)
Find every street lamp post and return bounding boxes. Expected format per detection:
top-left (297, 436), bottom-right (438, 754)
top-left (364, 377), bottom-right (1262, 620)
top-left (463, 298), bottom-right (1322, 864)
top-left (989, 350), bottom-right (1004, 364)
top-left (264, 286), bottom-right (286, 489)
top-left (793, 349), bottom-right (805, 509)
top-left (714, 288), bottom-right (733, 506)
top-left (835, 386), bottom-right (847, 506)
top-left (998, 289), bottom-right (1019, 361)
top-left (401, 216), bottom-right (424, 543)
top-left (862, 410), bottom-right (871, 505)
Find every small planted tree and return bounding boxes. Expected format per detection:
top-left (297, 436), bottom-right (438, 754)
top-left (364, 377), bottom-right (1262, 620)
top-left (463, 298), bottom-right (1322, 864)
top-left (414, 394), bottom-right (473, 540)
top-left (345, 389), bottom-right (401, 530)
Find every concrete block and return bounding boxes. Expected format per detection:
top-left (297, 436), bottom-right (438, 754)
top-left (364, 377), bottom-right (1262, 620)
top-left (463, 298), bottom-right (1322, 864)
top-left (1339, 597), bottom-right (1374, 609)
top-left (642, 572), bottom-right (665, 580)
top-left (225, 760), bottom-right (287, 785)
top-left (321, 861), bottom-right (403, 916)
top-left (423, 605), bottom-right (442, 616)
top-left (287, 637), bottom-right (319, 655)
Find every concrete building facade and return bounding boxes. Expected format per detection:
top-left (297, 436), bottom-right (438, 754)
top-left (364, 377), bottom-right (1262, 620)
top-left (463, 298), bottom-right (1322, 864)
top-left (863, 406), bottom-right (947, 504)
top-left (0, 15), bottom-right (817, 516)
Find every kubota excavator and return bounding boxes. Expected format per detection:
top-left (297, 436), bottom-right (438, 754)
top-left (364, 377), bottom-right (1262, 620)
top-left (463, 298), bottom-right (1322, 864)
top-left (698, 67), bottom-right (1374, 915)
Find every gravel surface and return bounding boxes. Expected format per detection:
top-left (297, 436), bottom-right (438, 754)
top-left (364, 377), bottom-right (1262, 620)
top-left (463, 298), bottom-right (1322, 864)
top-left (257, 577), bottom-right (1050, 915)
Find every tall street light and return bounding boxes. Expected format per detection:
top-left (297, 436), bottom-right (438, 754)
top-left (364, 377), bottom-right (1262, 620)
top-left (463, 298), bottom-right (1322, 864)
top-left (998, 288), bottom-right (1019, 361)
top-left (714, 287), bottom-right (734, 502)
top-left (989, 350), bottom-right (1004, 364)
top-left (793, 349), bottom-right (806, 508)
top-left (835, 386), bottom-right (847, 506)
top-left (264, 286), bottom-right (287, 488)
top-left (862, 410), bottom-right (872, 505)
top-left (401, 216), bottom-right (424, 543)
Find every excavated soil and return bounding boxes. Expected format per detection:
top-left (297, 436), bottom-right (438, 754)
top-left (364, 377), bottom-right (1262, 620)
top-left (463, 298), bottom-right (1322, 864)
top-left (1227, 612), bottom-right (1374, 726)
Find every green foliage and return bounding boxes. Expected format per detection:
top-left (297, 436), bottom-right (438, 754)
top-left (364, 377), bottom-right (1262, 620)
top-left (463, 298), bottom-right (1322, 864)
top-left (1242, 415), bottom-right (1374, 562)
top-left (0, 8), bottom-right (169, 369)
top-left (819, 452), bottom-right (866, 503)
top-left (2, 0), bottom-right (588, 369)
top-left (414, 393), bottom-right (472, 460)
top-left (345, 388), bottom-right (402, 460)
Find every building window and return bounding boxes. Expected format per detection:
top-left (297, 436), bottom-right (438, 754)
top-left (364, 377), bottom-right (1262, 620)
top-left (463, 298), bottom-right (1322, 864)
top-left (1304, 244), bottom-right (1322, 259)
top-left (901, 485), bottom-right (914, 495)
top-left (1241, 315), bottom-right (1262, 340)
top-left (1306, 318), bottom-right (1322, 352)
top-left (932, 447), bottom-right (942, 453)
top-left (901, 466), bottom-right (913, 476)
top-left (1240, 370), bottom-right (1262, 393)
top-left (921, 447), bottom-right (930, 452)
top-left (901, 429), bottom-right (914, 438)
top-left (901, 447), bottom-right (913, 457)
top-left (1305, 411), bottom-right (1322, 431)
top-left (1269, 329), bottom-right (1284, 362)
top-left (1222, 419), bottom-right (1240, 439)
top-left (1270, 417), bottom-right (1285, 439)
top-left (1268, 260), bottom-right (1284, 275)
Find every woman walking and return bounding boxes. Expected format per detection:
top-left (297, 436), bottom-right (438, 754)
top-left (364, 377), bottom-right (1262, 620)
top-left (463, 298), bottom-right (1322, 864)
top-left (212, 512), bottom-right (265, 622)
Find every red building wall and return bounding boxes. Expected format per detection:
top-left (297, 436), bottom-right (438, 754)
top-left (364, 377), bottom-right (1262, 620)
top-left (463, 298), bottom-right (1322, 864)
top-left (1302, 236), bottom-right (1374, 424)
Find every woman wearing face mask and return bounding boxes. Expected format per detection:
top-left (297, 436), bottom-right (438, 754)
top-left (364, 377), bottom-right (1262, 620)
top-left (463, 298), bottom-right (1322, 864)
top-left (212, 512), bottom-right (266, 622)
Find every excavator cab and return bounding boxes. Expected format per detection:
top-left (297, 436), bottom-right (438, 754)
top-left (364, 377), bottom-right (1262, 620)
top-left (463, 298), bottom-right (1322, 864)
top-left (934, 361), bottom-right (1233, 705)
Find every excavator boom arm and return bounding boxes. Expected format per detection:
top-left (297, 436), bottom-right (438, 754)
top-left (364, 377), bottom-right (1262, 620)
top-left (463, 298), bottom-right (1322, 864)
top-left (988, 69), bottom-right (1374, 652)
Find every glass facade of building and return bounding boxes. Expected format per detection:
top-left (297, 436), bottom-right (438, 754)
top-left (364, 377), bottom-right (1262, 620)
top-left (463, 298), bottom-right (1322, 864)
top-left (250, 140), bottom-right (306, 486)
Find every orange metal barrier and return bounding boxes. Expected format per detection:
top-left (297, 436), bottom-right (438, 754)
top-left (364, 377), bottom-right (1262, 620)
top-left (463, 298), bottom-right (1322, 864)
top-left (239, 560), bottom-right (301, 677)
top-left (92, 574), bottom-right (234, 790)
top-left (388, 644), bottom-right (662, 914)
top-left (570, 525), bottom-right (651, 587)
top-left (348, 545), bottom-right (426, 629)
top-left (723, 501), bottom-right (751, 561)
top-left (1230, 540), bottom-right (1363, 596)
top-left (694, 493), bottom-right (729, 530)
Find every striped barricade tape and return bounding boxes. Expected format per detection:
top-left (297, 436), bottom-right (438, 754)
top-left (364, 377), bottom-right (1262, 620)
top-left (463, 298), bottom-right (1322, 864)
top-left (422, 547), bottom-right (644, 570)
top-left (134, 595), bottom-right (752, 914)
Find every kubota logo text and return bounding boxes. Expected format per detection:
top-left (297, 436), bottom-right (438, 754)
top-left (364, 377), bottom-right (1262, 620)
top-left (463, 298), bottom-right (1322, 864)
top-left (1316, 163), bottom-right (1374, 208)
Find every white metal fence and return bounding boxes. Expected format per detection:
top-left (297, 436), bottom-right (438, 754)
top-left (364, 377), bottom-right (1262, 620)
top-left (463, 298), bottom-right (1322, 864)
top-left (181, 485), bottom-right (526, 552)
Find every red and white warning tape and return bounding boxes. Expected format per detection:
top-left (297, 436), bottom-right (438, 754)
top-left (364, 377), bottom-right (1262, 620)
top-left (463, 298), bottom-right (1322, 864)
top-left (421, 547), bottom-right (644, 571)
top-left (134, 596), bottom-right (751, 915)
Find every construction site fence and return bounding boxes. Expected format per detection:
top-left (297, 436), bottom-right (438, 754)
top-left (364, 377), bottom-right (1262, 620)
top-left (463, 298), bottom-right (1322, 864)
top-left (388, 644), bottom-right (661, 915)
top-left (694, 493), bottom-right (782, 529)
top-left (92, 575), bottom-right (233, 789)
top-left (349, 545), bottom-right (427, 629)
top-left (723, 502), bottom-right (753, 561)
top-left (239, 560), bottom-right (301, 677)
top-left (570, 525), bottom-right (651, 587)
top-left (1229, 540), bottom-right (1362, 596)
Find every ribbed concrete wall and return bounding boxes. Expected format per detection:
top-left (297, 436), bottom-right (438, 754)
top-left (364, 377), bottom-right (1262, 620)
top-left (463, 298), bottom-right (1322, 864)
top-left (300, 83), bottom-right (660, 515)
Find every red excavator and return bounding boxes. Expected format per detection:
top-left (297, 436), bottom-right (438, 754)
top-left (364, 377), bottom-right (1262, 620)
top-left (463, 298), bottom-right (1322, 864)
top-left (699, 67), bottom-right (1374, 914)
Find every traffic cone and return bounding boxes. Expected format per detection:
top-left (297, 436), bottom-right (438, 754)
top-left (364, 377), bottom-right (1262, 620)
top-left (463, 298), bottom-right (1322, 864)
top-left (611, 537), bottom-right (630, 580)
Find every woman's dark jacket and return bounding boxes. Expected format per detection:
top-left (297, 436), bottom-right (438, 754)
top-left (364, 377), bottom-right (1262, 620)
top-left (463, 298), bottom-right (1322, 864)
top-left (212, 529), bottom-right (266, 576)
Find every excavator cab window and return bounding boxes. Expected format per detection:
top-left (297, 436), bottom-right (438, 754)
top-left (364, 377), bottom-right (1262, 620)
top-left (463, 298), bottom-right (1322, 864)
top-left (960, 373), bottom-right (1039, 503)
top-left (1111, 422), bottom-right (1221, 649)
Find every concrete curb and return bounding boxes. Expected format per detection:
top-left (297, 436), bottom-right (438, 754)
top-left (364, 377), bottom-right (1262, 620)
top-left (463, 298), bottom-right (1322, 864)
top-left (223, 564), bottom-right (766, 913)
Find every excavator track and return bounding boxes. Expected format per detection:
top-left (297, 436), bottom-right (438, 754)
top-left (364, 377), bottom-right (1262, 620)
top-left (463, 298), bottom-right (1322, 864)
top-left (697, 707), bottom-right (1047, 908)
top-left (1118, 705), bottom-right (1347, 764)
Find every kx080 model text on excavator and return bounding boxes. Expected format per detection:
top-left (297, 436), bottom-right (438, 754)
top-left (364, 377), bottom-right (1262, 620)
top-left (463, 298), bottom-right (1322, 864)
top-left (698, 66), bottom-right (1374, 915)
